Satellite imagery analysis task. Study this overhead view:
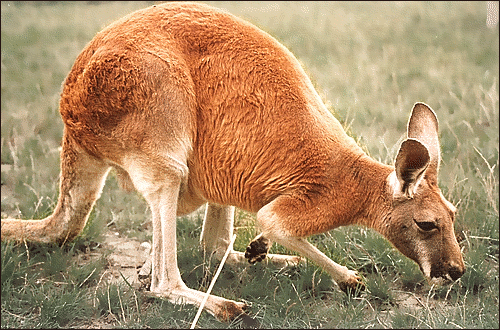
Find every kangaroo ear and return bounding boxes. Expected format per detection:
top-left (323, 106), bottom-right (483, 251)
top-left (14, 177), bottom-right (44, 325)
top-left (407, 102), bottom-right (440, 177)
top-left (394, 139), bottom-right (430, 198)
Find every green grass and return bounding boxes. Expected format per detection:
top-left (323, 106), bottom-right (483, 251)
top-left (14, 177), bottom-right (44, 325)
top-left (1, 1), bottom-right (498, 328)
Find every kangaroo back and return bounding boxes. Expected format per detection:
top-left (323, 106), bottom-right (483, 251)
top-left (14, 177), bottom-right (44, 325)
top-left (59, 2), bottom-right (365, 214)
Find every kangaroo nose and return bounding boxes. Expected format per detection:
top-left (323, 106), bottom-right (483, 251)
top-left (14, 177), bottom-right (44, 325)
top-left (448, 263), bottom-right (465, 281)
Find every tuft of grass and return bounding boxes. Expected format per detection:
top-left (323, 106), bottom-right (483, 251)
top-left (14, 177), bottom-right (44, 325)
top-left (366, 272), bottom-right (395, 305)
top-left (1, 241), bottom-right (103, 328)
top-left (39, 289), bottom-right (93, 328)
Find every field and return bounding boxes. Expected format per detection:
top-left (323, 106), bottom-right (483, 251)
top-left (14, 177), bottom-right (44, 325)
top-left (1, 1), bottom-right (498, 328)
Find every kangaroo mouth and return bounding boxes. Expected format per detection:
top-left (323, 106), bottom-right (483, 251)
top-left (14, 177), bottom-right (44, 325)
top-left (420, 263), bottom-right (463, 284)
top-left (431, 270), bottom-right (454, 283)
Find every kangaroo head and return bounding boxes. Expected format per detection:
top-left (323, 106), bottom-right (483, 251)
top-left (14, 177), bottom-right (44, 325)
top-left (384, 103), bottom-right (465, 282)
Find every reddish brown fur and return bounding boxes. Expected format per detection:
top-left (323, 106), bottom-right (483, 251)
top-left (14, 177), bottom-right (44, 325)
top-left (1, 2), bottom-right (465, 321)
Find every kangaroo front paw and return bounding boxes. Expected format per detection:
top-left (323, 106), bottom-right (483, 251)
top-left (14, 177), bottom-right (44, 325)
top-left (245, 235), bottom-right (270, 264)
top-left (216, 301), bottom-right (251, 323)
top-left (338, 272), bottom-right (365, 295)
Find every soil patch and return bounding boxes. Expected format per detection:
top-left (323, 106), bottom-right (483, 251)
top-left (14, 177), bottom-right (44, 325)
top-left (96, 231), bottom-right (151, 289)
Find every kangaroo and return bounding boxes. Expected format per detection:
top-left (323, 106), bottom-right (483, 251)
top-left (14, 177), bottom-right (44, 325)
top-left (1, 2), bottom-right (465, 322)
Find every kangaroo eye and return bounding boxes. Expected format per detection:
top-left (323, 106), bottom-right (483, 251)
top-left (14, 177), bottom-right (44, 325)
top-left (414, 219), bottom-right (438, 231)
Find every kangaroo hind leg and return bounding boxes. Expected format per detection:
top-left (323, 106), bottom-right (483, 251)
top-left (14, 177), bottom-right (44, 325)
top-left (200, 204), bottom-right (245, 265)
top-left (1, 131), bottom-right (110, 244)
top-left (200, 204), bottom-right (304, 267)
top-left (128, 163), bottom-right (247, 321)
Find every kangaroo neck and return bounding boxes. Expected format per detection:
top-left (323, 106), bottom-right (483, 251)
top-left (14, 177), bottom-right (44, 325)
top-left (321, 148), bottom-right (394, 231)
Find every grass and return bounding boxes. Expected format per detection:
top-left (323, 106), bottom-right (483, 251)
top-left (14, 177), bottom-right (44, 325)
top-left (1, 1), bottom-right (498, 328)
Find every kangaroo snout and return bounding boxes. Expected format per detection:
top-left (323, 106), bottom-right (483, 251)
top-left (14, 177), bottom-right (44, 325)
top-left (447, 260), bottom-right (466, 281)
top-left (428, 259), bottom-right (466, 282)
